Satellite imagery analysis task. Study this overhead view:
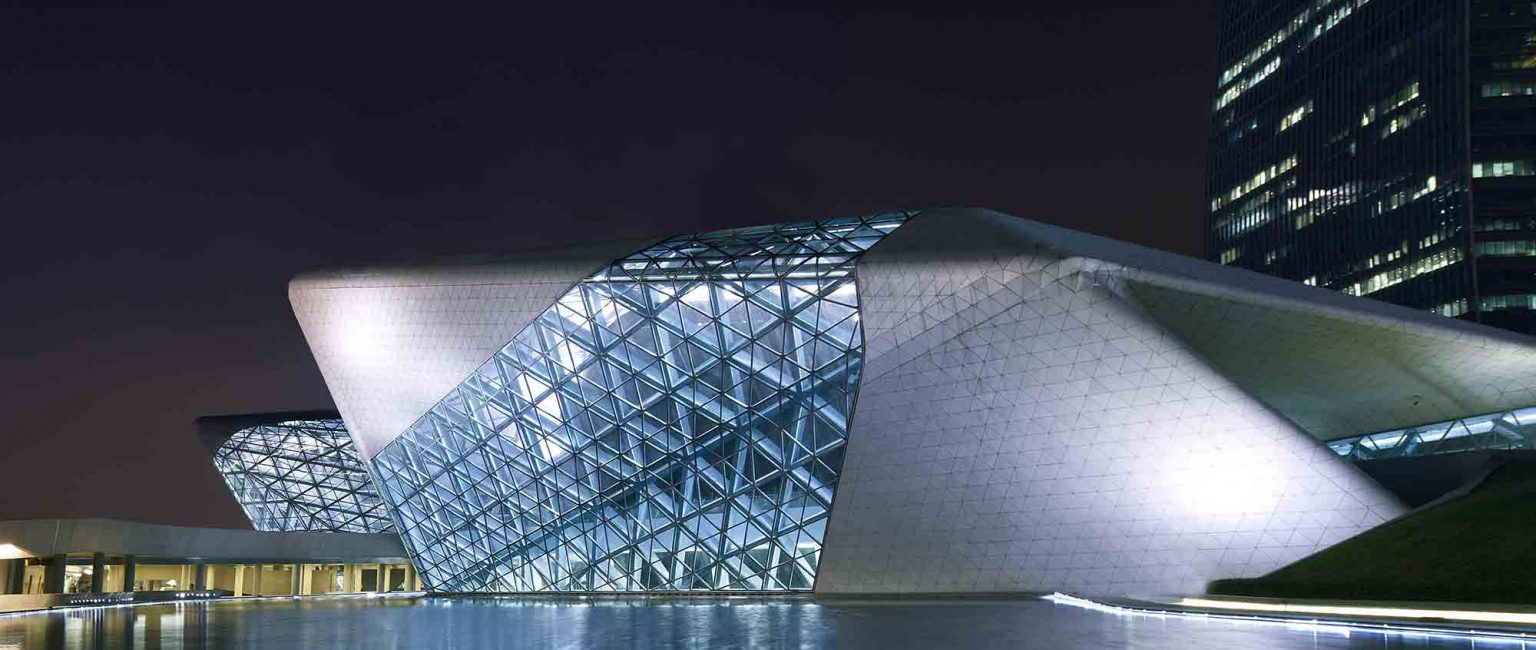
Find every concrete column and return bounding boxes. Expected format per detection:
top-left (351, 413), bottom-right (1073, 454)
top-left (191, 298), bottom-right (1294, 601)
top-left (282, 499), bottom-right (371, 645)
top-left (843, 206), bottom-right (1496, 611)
top-left (43, 554), bottom-right (67, 593)
top-left (89, 552), bottom-right (105, 593)
top-left (254, 564), bottom-right (264, 597)
top-left (290, 564), bottom-right (302, 596)
top-left (192, 562), bottom-right (207, 591)
top-left (2, 559), bottom-right (22, 595)
top-left (120, 556), bottom-right (136, 593)
top-left (232, 565), bottom-right (244, 596)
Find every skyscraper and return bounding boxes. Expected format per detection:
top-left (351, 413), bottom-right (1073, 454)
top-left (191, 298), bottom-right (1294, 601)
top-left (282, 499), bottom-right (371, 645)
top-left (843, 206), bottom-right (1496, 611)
top-left (1208, 0), bottom-right (1536, 334)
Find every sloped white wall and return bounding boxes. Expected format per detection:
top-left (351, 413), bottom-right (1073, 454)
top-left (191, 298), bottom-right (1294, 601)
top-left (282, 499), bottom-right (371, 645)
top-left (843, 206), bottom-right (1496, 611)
top-left (289, 242), bottom-right (640, 459)
top-left (1117, 276), bottom-right (1536, 440)
top-left (817, 213), bottom-right (1404, 596)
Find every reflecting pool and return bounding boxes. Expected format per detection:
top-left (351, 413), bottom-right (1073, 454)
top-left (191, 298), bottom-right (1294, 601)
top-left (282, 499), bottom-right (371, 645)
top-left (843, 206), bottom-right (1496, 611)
top-left (0, 594), bottom-right (1509, 649)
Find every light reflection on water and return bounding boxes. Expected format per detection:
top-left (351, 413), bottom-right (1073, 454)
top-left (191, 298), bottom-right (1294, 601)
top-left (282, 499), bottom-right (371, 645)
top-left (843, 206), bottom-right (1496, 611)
top-left (0, 595), bottom-right (1514, 649)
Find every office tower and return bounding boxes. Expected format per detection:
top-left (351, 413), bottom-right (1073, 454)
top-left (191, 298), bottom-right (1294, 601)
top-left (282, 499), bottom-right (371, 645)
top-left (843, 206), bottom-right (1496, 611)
top-left (1208, 0), bottom-right (1536, 333)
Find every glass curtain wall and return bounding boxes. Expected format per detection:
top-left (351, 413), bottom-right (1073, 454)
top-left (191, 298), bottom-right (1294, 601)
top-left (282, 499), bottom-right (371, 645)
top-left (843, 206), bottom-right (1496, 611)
top-left (213, 419), bottom-right (395, 533)
top-left (372, 213), bottom-right (910, 592)
top-left (1208, 0), bottom-right (1474, 317)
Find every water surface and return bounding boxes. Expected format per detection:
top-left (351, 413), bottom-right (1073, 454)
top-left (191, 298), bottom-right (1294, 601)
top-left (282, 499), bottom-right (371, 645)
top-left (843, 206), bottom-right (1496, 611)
top-left (0, 594), bottom-right (1510, 649)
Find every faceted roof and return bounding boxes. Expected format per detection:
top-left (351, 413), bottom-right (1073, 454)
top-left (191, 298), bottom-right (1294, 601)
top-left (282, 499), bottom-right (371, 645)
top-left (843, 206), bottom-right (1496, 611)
top-left (867, 209), bottom-right (1536, 441)
top-left (291, 208), bottom-right (1536, 457)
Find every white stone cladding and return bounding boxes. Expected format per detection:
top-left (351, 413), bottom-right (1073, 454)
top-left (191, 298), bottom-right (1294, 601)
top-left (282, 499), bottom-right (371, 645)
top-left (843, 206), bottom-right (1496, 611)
top-left (287, 208), bottom-right (1536, 597)
top-left (1117, 276), bottom-right (1536, 441)
top-left (817, 210), bottom-right (1412, 596)
top-left (289, 241), bottom-right (644, 459)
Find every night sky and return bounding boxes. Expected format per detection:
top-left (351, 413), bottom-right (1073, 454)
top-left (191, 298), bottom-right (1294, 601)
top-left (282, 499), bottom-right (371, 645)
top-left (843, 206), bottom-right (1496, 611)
top-left (0, 1), bottom-right (1215, 528)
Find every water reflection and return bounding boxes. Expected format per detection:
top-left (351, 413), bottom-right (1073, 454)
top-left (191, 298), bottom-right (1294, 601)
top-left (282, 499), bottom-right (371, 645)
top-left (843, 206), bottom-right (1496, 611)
top-left (0, 595), bottom-right (1516, 649)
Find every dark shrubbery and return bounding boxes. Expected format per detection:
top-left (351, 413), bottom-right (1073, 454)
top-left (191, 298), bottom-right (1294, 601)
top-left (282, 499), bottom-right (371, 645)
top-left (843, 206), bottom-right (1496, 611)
top-left (1208, 461), bottom-right (1536, 604)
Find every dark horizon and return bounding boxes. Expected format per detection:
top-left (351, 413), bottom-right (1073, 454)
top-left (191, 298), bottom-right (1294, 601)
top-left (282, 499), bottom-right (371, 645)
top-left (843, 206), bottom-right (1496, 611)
top-left (0, 0), bottom-right (1216, 527)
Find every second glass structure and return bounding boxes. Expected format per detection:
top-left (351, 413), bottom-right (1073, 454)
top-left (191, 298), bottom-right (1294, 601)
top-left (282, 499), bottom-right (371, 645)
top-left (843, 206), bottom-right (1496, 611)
top-left (212, 418), bottom-right (396, 534)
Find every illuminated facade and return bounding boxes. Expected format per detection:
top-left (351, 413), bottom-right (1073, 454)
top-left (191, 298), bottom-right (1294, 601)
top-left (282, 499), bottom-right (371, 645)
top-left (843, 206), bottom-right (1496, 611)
top-left (200, 413), bottom-right (395, 534)
top-left (370, 214), bottom-right (905, 592)
top-left (293, 208), bottom-right (1536, 596)
top-left (1209, 0), bottom-right (1536, 334)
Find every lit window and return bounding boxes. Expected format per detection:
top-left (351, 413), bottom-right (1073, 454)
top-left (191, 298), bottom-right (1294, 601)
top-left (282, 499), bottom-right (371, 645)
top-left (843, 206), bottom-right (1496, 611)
top-left (1211, 155), bottom-right (1299, 211)
top-left (1483, 294), bottom-right (1536, 312)
top-left (1477, 219), bottom-right (1536, 232)
top-left (1380, 105), bottom-right (1427, 139)
top-left (1278, 101), bottom-right (1313, 132)
top-left (1473, 161), bottom-right (1536, 178)
top-left (1475, 240), bottom-right (1536, 257)
top-left (1429, 299), bottom-right (1469, 318)
top-left (1340, 247), bottom-right (1463, 296)
top-left (1216, 57), bottom-right (1281, 111)
top-left (1361, 81), bottom-right (1420, 127)
top-left (1480, 79), bottom-right (1536, 97)
top-left (1373, 176), bottom-right (1439, 215)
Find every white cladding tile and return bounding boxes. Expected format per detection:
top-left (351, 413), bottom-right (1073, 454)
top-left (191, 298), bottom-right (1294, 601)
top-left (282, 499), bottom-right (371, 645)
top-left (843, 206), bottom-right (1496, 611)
top-left (820, 227), bottom-right (1406, 597)
top-left (286, 208), bottom-right (1536, 596)
top-left (1114, 279), bottom-right (1536, 440)
top-left (289, 242), bottom-right (643, 459)
top-left (871, 209), bottom-right (1536, 441)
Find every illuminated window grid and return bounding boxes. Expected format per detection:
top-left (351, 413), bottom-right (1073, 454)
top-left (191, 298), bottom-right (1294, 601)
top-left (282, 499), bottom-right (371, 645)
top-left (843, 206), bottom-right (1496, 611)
top-left (371, 213), bottom-right (910, 592)
top-left (1327, 407), bottom-right (1536, 460)
top-left (213, 419), bottom-right (396, 534)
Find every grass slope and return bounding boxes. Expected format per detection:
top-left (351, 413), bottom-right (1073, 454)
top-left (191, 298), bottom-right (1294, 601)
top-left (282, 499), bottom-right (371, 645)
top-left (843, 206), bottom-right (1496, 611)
top-left (1210, 460), bottom-right (1536, 604)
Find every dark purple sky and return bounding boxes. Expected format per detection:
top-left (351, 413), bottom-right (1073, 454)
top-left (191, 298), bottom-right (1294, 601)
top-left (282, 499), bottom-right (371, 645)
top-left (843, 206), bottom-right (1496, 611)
top-left (0, 1), bottom-right (1215, 527)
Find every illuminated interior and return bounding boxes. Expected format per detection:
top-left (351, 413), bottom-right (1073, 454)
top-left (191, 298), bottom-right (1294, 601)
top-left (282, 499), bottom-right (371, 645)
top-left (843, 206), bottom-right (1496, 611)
top-left (371, 213), bottom-right (910, 592)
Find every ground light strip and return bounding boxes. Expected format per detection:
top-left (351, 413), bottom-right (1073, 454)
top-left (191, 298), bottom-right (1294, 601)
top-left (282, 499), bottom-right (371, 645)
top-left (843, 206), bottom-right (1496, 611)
top-left (1176, 596), bottom-right (1536, 626)
top-left (1044, 593), bottom-right (1536, 645)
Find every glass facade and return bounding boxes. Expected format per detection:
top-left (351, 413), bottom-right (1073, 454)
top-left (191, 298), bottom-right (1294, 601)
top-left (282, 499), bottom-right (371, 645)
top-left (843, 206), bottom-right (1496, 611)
top-left (371, 213), bottom-right (910, 592)
top-left (212, 419), bottom-right (396, 534)
top-left (1208, 0), bottom-right (1479, 320)
top-left (1470, 0), bottom-right (1536, 333)
top-left (1328, 406), bottom-right (1536, 460)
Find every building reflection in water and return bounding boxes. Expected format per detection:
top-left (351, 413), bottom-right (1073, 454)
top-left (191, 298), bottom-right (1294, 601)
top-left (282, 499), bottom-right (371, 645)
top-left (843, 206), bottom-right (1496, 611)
top-left (0, 594), bottom-right (1498, 649)
top-left (2, 603), bottom-right (202, 650)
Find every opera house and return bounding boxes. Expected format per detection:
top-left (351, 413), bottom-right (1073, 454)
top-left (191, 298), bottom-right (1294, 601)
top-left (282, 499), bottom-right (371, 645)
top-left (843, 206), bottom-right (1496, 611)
top-left (270, 208), bottom-right (1536, 596)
